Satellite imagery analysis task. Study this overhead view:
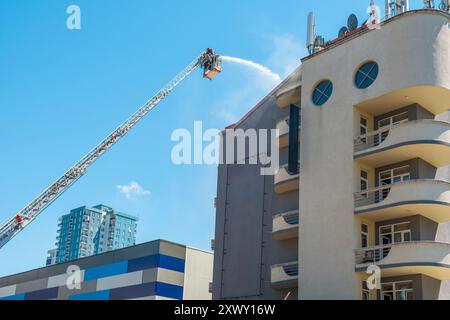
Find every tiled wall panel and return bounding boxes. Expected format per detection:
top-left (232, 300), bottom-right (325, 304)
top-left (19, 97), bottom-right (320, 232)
top-left (69, 289), bottom-right (110, 300)
top-left (25, 287), bottom-right (58, 300)
top-left (109, 282), bottom-right (156, 300)
top-left (96, 271), bottom-right (143, 291)
top-left (0, 285), bottom-right (16, 298)
top-left (84, 261), bottom-right (128, 282)
top-left (155, 282), bottom-right (183, 300)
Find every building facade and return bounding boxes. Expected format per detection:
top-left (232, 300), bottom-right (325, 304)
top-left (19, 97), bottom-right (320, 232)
top-left (213, 9), bottom-right (450, 300)
top-left (1, 240), bottom-right (213, 300)
top-left (48, 204), bottom-right (138, 265)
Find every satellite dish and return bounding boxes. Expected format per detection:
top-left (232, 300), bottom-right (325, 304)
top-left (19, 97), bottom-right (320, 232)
top-left (338, 26), bottom-right (349, 38)
top-left (347, 14), bottom-right (359, 31)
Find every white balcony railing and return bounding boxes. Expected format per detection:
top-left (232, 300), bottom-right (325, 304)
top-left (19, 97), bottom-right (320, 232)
top-left (274, 164), bottom-right (300, 194)
top-left (271, 262), bottom-right (299, 288)
top-left (355, 242), bottom-right (450, 281)
top-left (272, 210), bottom-right (299, 240)
top-left (276, 118), bottom-right (290, 137)
top-left (354, 185), bottom-right (392, 208)
top-left (354, 126), bottom-right (393, 152)
top-left (355, 244), bottom-right (393, 265)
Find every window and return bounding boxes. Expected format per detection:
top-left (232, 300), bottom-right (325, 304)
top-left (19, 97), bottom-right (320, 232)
top-left (361, 223), bottom-right (369, 248)
top-left (379, 222), bottom-right (411, 246)
top-left (378, 166), bottom-right (410, 201)
top-left (312, 80), bottom-right (333, 106)
top-left (381, 281), bottom-right (413, 300)
top-left (362, 281), bottom-right (370, 300)
top-left (360, 170), bottom-right (369, 194)
top-left (379, 166), bottom-right (410, 186)
top-left (355, 61), bottom-right (379, 89)
top-left (378, 112), bottom-right (408, 129)
top-left (376, 112), bottom-right (408, 145)
top-left (360, 116), bottom-right (368, 144)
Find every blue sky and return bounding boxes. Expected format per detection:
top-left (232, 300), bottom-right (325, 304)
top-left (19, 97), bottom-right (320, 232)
top-left (0, 0), bottom-right (426, 276)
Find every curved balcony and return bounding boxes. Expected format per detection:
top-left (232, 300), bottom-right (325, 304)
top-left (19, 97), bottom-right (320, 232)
top-left (354, 180), bottom-right (450, 223)
top-left (355, 242), bottom-right (450, 280)
top-left (276, 67), bottom-right (302, 109)
top-left (272, 210), bottom-right (299, 241)
top-left (271, 262), bottom-right (298, 289)
top-left (276, 118), bottom-right (290, 149)
top-left (276, 117), bottom-right (301, 149)
top-left (354, 120), bottom-right (450, 167)
top-left (274, 164), bottom-right (300, 194)
top-left (355, 86), bottom-right (450, 117)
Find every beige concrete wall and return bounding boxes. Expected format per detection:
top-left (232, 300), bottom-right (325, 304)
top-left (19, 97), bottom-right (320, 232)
top-left (375, 241), bottom-right (450, 267)
top-left (183, 247), bottom-right (213, 300)
top-left (358, 180), bottom-right (450, 213)
top-left (299, 11), bottom-right (450, 300)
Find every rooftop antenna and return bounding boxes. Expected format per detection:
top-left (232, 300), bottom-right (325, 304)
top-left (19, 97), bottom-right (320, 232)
top-left (385, 0), bottom-right (392, 18)
top-left (306, 12), bottom-right (326, 54)
top-left (424, 0), bottom-right (435, 8)
top-left (306, 12), bottom-right (315, 54)
top-left (403, 0), bottom-right (410, 11)
top-left (386, 0), bottom-right (409, 18)
top-left (439, 0), bottom-right (450, 11)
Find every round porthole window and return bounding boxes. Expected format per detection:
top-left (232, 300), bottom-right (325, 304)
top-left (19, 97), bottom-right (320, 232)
top-left (355, 61), bottom-right (379, 89)
top-left (312, 80), bottom-right (333, 106)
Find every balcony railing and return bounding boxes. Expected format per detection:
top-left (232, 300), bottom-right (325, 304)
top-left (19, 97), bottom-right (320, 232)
top-left (276, 117), bottom-right (301, 149)
top-left (354, 126), bottom-right (393, 152)
top-left (281, 262), bottom-right (299, 277)
top-left (273, 210), bottom-right (299, 240)
top-left (282, 211), bottom-right (299, 225)
top-left (354, 185), bottom-right (392, 208)
top-left (271, 261), bottom-right (299, 288)
top-left (274, 164), bottom-right (300, 194)
top-left (355, 244), bottom-right (393, 265)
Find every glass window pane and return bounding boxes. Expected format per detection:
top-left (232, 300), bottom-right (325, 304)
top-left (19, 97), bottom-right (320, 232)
top-left (360, 118), bottom-right (368, 126)
top-left (362, 281), bottom-right (369, 290)
top-left (393, 112), bottom-right (408, 124)
top-left (356, 62), bottom-right (379, 89)
top-left (380, 226), bottom-right (392, 234)
top-left (397, 282), bottom-right (413, 290)
top-left (394, 223), bottom-right (410, 232)
top-left (396, 292), bottom-right (407, 300)
top-left (361, 180), bottom-right (368, 190)
top-left (361, 234), bottom-right (368, 248)
top-left (379, 118), bottom-right (391, 128)
top-left (381, 235), bottom-right (392, 245)
top-left (361, 224), bottom-right (369, 233)
top-left (361, 171), bottom-right (368, 179)
top-left (380, 171), bottom-right (391, 179)
top-left (394, 233), bottom-right (402, 243)
top-left (404, 232), bottom-right (411, 242)
top-left (394, 166), bottom-right (410, 176)
top-left (382, 293), bottom-right (393, 301)
top-left (382, 283), bottom-right (394, 291)
top-left (313, 80), bottom-right (333, 106)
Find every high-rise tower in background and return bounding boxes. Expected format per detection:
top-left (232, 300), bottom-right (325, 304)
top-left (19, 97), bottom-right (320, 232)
top-left (46, 205), bottom-right (138, 265)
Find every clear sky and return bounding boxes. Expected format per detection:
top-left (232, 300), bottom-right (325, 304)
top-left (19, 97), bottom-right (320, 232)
top-left (0, 0), bottom-right (427, 276)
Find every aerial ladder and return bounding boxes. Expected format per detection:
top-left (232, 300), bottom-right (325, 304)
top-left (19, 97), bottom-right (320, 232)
top-left (0, 49), bottom-right (222, 250)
